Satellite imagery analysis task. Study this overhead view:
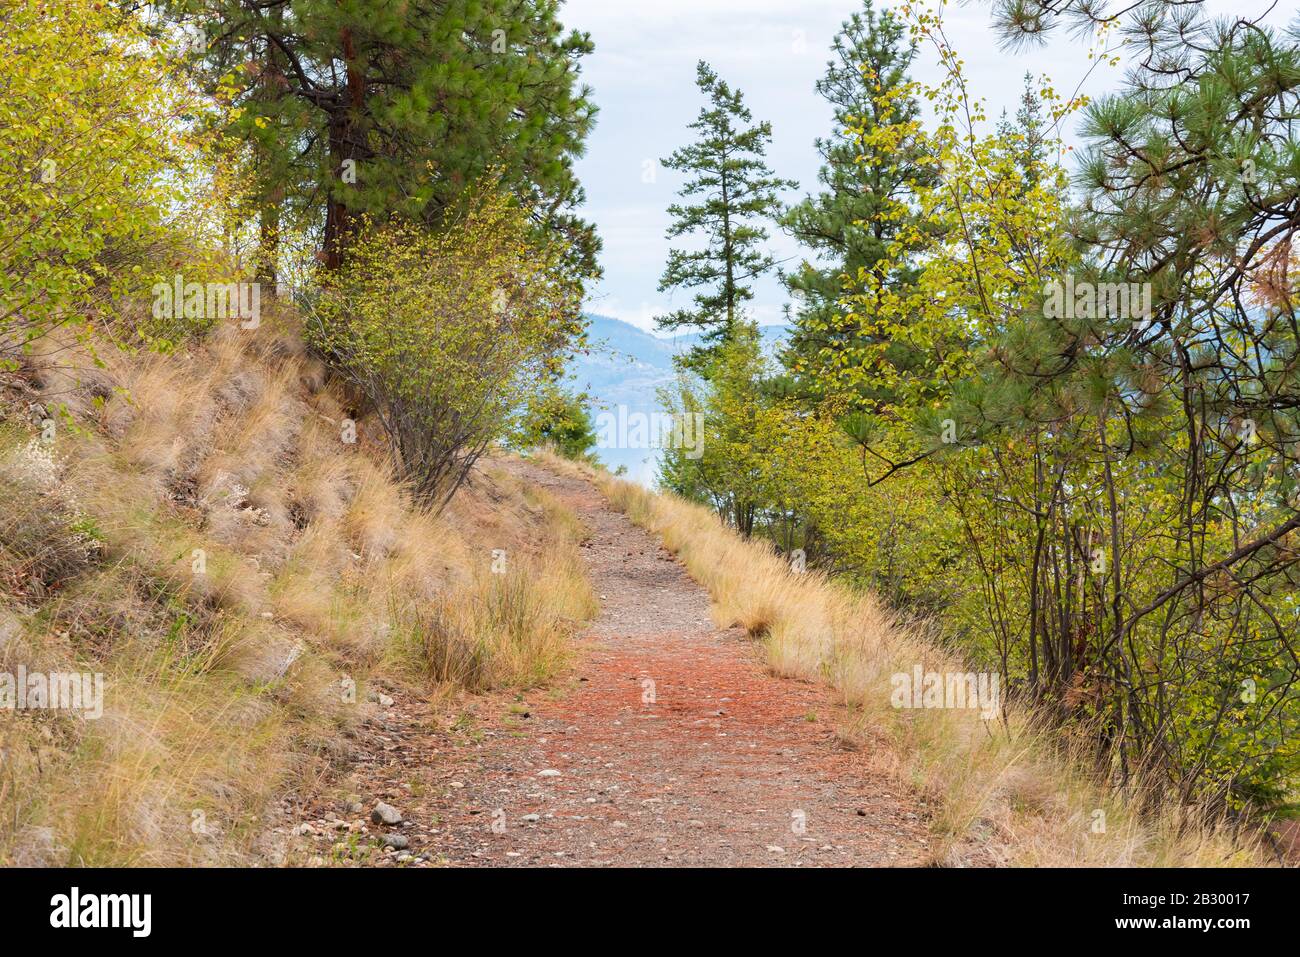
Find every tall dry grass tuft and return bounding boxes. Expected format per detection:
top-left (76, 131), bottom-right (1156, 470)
top-left (0, 308), bottom-right (596, 865)
top-left (540, 451), bottom-right (1264, 867)
top-left (387, 482), bottom-right (596, 692)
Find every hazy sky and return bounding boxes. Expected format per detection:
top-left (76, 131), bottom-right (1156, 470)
top-left (559, 0), bottom-right (1291, 333)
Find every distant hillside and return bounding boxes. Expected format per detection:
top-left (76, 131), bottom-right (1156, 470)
top-left (568, 314), bottom-right (789, 484)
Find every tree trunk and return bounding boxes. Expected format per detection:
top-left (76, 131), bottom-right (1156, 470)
top-left (323, 28), bottom-right (368, 270)
top-left (257, 191), bottom-right (281, 287)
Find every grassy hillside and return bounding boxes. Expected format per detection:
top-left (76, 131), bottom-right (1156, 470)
top-left (0, 310), bottom-right (595, 866)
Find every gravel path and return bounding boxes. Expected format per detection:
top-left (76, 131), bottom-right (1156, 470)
top-left (279, 458), bottom-right (931, 867)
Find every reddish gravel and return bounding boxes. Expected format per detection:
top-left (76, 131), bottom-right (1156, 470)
top-left (279, 458), bottom-right (931, 867)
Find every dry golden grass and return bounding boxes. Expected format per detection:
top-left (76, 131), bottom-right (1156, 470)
top-left (0, 311), bottom-right (595, 866)
top-left (531, 450), bottom-right (1267, 867)
top-left (385, 469), bottom-right (597, 693)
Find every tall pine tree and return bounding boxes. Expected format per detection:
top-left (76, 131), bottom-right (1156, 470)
top-left (994, 73), bottom-right (1049, 190)
top-left (779, 0), bottom-right (934, 404)
top-left (178, 0), bottom-right (599, 277)
top-left (656, 61), bottom-right (794, 371)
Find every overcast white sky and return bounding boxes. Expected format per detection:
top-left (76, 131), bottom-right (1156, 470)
top-left (558, 0), bottom-right (1294, 333)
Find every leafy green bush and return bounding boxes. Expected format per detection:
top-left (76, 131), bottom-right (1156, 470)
top-left (0, 0), bottom-right (226, 358)
top-left (306, 186), bottom-right (585, 507)
top-left (515, 386), bottom-right (598, 461)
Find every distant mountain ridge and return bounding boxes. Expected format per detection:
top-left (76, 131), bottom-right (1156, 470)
top-left (566, 314), bottom-right (789, 484)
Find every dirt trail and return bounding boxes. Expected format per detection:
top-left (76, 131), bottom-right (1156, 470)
top-left (280, 459), bottom-right (931, 867)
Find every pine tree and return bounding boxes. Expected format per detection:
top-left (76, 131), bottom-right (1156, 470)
top-left (779, 0), bottom-right (934, 404)
top-left (179, 0), bottom-right (599, 276)
top-left (656, 61), bottom-right (795, 371)
top-left (993, 73), bottom-right (1049, 191)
